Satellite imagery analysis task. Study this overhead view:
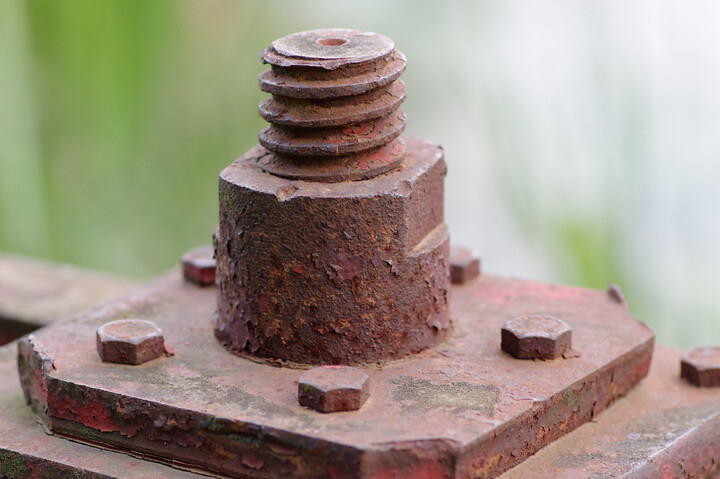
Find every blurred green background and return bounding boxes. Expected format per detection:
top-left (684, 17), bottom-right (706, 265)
top-left (2, 1), bottom-right (720, 348)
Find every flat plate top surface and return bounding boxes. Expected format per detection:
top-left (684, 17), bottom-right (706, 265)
top-left (32, 272), bottom-right (652, 449)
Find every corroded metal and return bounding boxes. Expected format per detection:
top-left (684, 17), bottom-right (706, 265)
top-left (607, 283), bottom-right (629, 307)
top-left (449, 245), bottom-right (481, 284)
top-left (259, 29), bottom-right (404, 97)
top-left (18, 270), bottom-right (653, 478)
top-left (96, 319), bottom-right (166, 365)
top-left (10, 27), bottom-right (716, 479)
top-left (501, 315), bottom-right (572, 360)
top-left (181, 245), bottom-right (216, 286)
top-left (0, 342), bottom-right (206, 478)
top-left (499, 346), bottom-right (720, 479)
top-left (681, 346), bottom-right (720, 387)
top-left (256, 29), bottom-right (408, 183)
top-left (215, 29), bottom-right (450, 365)
top-left (298, 365), bottom-right (370, 413)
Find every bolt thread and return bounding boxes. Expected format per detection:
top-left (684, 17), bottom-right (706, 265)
top-left (256, 29), bottom-right (407, 182)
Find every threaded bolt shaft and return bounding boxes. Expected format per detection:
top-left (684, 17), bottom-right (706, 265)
top-left (256, 29), bottom-right (408, 182)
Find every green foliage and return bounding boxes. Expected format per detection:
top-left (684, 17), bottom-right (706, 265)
top-left (0, 1), bottom-right (267, 276)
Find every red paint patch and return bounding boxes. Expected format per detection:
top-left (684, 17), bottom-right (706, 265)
top-left (50, 391), bottom-right (120, 433)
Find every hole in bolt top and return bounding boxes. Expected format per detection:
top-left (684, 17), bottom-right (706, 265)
top-left (316, 38), bottom-right (348, 47)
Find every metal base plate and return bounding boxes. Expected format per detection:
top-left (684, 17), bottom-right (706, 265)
top-left (18, 272), bottom-right (653, 478)
top-left (500, 345), bottom-right (720, 479)
top-left (0, 342), bottom-right (205, 478)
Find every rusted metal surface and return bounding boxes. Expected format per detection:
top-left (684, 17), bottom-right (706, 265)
top-left (255, 137), bottom-right (406, 183)
top-left (9, 27), bottom-right (710, 479)
top-left (255, 29), bottom-right (407, 183)
top-left (258, 81), bottom-right (406, 129)
top-left (0, 341), bottom-right (207, 478)
top-left (258, 110), bottom-right (406, 157)
top-left (216, 137), bottom-right (450, 366)
top-left (19, 270), bottom-right (652, 478)
top-left (499, 346), bottom-right (720, 479)
top-left (449, 246), bottom-right (481, 284)
top-left (259, 48), bottom-right (406, 99)
top-left (96, 319), bottom-right (167, 365)
top-left (215, 29), bottom-right (450, 365)
top-left (607, 283), bottom-right (629, 307)
top-left (6, 24), bottom-right (718, 479)
top-left (0, 253), bottom-right (136, 346)
top-left (680, 346), bottom-right (720, 387)
top-left (298, 365), bottom-right (370, 413)
top-left (501, 315), bottom-right (572, 360)
top-left (182, 245), bottom-right (217, 286)
top-left (263, 29), bottom-right (395, 70)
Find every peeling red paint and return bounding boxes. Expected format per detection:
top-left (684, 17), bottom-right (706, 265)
top-left (48, 388), bottom-right (120, 434)
top-left (17, 270), bottom-right (655, 478)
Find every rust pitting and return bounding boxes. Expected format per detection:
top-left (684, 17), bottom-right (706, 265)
top-left (680, 346), bottom-right (720, 387)
top-left (8, 26), bottom-right (681, 479)
top-left (500, 347), bottom-right (720, 479)
top-left (181, 245), bottom-right (216, 286)
top-left (16, 271), bottom-right (655, 478)
top-left (216, 29), bottom-right (451, 365)
top-left (255, 29), bottom-right (408, 183)
top-left (312, 247), bottom-right (364, 283)
top-left (17, 334), bottom-right (55, 429)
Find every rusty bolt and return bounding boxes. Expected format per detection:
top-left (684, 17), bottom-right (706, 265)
top-left (182, 245), bottom-right (216, 286)
top-left (97, 319), bottom-right (165, 365)
top-left (449, 246), bottom-right (480, 284)
top-left (501, 315), bottom-right (572, 360)
top-left (298, 365), bottom-right (370, 413)
top-left (680, 347), bottom-right (720, 387)
top-left (216, 29), bottom-right (451, 365)
top-left (607, 283), bottom-right (628, 307)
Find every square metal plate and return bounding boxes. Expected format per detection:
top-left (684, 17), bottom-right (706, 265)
top-left (499, 345), bottom-right (720, 479)
top-left (18, 272), bottom-right (653, 478)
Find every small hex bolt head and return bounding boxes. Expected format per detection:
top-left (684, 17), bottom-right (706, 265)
top-left (680, 347), bottom-right (720, 387)
top-left (449, 246), bottom-right (481, 284)
top-left (607, 283), bottom-right (628, 308)
top-left (298, 366), bottom-right (370, 413)
top-left (182, 245), bottom-right (216, 286)
top-left (501, 315), bottom-right (572, 360)
top-left (97, 319), bottom-right (165, 365)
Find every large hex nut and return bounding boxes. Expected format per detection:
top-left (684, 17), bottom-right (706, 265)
top-left (216, 138), bottom-right (450, 365)
top-left (680, 347), bottom-right (720, 387)
top-left (97, 319), bottom-right (165, 365)
top-left (298, 366), bottom-right (370, 413)
top-left (182, 245), bottom-right (216, 286)
top-left (501, 315), bottom-right (572, 360)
